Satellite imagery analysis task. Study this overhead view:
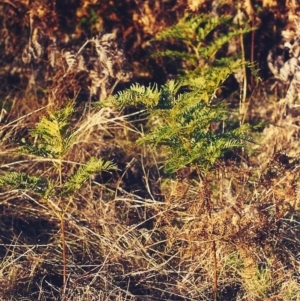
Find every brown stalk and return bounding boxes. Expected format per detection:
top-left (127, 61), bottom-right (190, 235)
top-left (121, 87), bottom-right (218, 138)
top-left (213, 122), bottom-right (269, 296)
top-left (212, 240), bottom-right (218, 301)
top-left (202, 176), bottom-right (218, 300)
top-left (61, 215), bottom-right (67, 301)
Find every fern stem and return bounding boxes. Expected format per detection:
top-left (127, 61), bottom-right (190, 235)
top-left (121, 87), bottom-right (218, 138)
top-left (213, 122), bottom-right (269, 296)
top-left (61, 216), bottom-right (67, 301)
top-left (203, 178), bottom-right (218, 300)
top-left (58, 158), bottom-right (67, 300)
top-left (212, 240), bottom-right (218, 301)
top-left (240, 33), bottom-right (248, 125)
top-left (250, 18), bottom-right (255, 87)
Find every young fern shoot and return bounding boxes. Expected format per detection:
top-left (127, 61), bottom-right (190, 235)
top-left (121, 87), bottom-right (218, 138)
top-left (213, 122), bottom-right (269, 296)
top-left (0, 102), bottom-right (117, 298)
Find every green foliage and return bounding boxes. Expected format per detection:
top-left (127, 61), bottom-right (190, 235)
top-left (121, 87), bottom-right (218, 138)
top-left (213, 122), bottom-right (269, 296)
top-left (22, 102), bottom-right (76, 158)
top-left (1, 102), bottom-right (116, 198)
top-left (185, 58), bottom-right (246, 93)
top-left (77, 8), bottom-right (101, 34)
top-left (0, 171), bottom-right (49, 195)
top-left (0, 101), bottom-right (117, 291)
top-left (104, 82), bottom-right (161, 109)
top-left (152, 12), bottom-right (254, 72)
top-left (106, 13), bottom-right (256, 175)
top-left (64, 157), bottom-right (117, 194)
top-left (109, 80), bottom-right (252, 174)
top-left (153, 13), bottom-right (230, 44)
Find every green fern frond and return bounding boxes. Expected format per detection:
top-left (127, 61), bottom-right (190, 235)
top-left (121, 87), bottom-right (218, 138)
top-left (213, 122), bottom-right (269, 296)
top-left (105, 12), bottom-right (254, 175)
top-left (106, 80), bottom-right (185, 112)
top-left (64, 157), bottom-right (117, 194)
top-left (0, 171), bottom-right (49, 195)
top-left (154, 13), bottom-right (231, 44)
top-left (137, 89), bottom-right (252, 174)
top-left (162, 134), bottom-right (249, 174)
top-left (153, 12), bottom-right (253, 76)
top-left (154, 80), bottom-right (183, 110)
top-left (106, 83), bottom-right (160, 109)
top-left (23, 102), bottom-right (76, 158)
top-left (164, 80), bottom-right (183, 95)
top-left (184, 58), bottom-right (244, 83)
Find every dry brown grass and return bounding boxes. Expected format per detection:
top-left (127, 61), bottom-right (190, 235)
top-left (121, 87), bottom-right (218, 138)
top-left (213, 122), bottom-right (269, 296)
top-left (0, 89), bottom-right (300, 301)
top-left (0, 1), bottom-right (300, 300)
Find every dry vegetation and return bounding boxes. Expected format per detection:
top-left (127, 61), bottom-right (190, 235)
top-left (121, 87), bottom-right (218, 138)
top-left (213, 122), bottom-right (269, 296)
top-left (0, 1), bottom-right (300, 301)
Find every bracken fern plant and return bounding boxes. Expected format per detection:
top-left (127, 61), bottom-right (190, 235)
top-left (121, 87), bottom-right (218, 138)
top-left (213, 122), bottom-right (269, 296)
top-left (105, 12), bottom-right (254, 176)
top-left (152, 12), bottom-right (254, 82)
top-left (102, 14), bottom-right (254, 300)
top-left (0, 102), bottom-right (116, 299)
top-left (107, 80), bottom-right (252, 177)
top-left (105, 78), bottom-right (253, 300)
top-left (152, 11), bottom-right (257, 123)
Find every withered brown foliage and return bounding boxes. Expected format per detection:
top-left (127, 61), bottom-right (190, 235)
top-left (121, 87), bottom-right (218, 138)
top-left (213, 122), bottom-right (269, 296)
top-left (0, 1), bottom-right (300, 301)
